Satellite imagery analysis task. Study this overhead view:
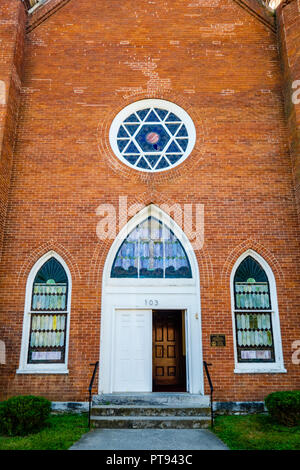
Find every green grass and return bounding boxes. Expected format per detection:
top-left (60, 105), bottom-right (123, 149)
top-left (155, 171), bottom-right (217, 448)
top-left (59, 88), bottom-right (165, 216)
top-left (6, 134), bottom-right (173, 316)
top-left (1, 411), bottom-right (299, 451)
top-left (0, 413), bottom-right (89, 450)
top-left (213, 414), bottom-right (300, 450)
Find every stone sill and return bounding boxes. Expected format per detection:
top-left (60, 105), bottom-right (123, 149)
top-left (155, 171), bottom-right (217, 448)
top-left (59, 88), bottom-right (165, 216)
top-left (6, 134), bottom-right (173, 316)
top-left (234, 367), bottom-right (287, 374)
top-left (16, 368), bottom-right (69, 374)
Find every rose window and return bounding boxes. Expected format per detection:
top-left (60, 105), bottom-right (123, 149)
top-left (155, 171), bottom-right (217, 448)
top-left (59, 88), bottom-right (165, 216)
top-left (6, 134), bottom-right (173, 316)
top-left (109, 100), bottom-right (196, 172)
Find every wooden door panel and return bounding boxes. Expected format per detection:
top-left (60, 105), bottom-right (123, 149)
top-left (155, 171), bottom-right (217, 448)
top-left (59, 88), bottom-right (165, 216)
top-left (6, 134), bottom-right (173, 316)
top-left (167, 345), bottom-right (176, 358)
top-left (168, 366), bottom-right (176, 376)
top-left (155, 345), bottom-right (163, 358)
top-left (152, 310), bottom-right (184, 389)
top-left (155, 325), bottom-right (163, 342)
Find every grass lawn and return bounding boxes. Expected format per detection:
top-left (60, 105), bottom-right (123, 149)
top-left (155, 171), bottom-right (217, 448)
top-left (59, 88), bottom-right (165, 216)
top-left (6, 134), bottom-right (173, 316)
top-left (213, 414), bottom-right (300, 450)
top-left (0, 413), bottom-right (89, 450)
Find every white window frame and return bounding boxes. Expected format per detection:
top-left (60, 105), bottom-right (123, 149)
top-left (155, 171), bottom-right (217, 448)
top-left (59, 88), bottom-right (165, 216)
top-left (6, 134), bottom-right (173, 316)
top-left (26, 0), bottom-right (47, 14)
top-left (17, 251), bottom-right (71, 374)
top-left (231, 250), bottom-right (286, 374)
top-left (109, 99), bottom-right (196, 173)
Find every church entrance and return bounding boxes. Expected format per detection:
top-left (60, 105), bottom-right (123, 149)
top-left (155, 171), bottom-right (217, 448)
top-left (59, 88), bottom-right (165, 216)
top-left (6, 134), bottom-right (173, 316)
top-left (111, 308), bottom-right (186, 393)
top-left (98, 204), bottom-right (204, 395)
top-left (152, 310), bottom-right (186, 392)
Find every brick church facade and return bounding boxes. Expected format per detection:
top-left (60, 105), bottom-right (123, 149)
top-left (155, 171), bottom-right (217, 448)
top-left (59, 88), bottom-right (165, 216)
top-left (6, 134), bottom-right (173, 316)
top-left (0, 0), bottom-right (299, 407)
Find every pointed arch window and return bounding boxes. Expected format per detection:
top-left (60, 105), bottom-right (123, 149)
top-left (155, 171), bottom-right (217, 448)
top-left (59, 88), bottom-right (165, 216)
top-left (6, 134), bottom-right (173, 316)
top-left (111, 217), bottom-right (192, 279)
top-left (27, 257), bottom-right (70, 365)
top-left (233, 255), bottom-right (277, 364)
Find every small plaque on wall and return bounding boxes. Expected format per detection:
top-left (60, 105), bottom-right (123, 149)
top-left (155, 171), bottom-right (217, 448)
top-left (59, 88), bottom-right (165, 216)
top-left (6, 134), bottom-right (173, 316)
top-left (210, 334), bottom-right (226, 347)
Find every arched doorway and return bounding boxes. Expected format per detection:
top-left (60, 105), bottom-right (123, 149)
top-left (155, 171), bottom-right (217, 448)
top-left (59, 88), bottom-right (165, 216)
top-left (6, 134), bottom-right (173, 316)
top-left (98, 205), bottom-right (204, 394)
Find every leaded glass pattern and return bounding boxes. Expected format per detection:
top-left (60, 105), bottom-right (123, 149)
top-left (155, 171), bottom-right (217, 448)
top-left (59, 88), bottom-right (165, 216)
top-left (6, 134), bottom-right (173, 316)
top-left (234, 256), bottom-right (271, 310)
top-left (31, 258), bottom-right (68, 311)
top-left (111, 217), bottom-right (192, 279)
top-left (235, 313), bottom-right (274, 362)
top-left (28, 314), bottom-right (67, 364)
top-left (233, 256), bottom-right (275, 363)
top-left (28, 258), bottom-right (69, 364)
top-left (110, 100), bottom-right (195, 172)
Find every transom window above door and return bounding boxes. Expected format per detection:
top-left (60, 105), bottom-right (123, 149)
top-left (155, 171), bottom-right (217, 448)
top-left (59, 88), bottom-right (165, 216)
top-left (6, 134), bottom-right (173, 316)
top-left (111, 217), bottom-right (192, 278)
top-left (109, 99), bottom-right (196, 173)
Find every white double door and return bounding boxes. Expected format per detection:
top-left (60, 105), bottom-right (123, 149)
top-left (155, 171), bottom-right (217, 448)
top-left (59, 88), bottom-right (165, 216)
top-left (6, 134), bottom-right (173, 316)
top-left (113, 309), bottom-right (152, 392)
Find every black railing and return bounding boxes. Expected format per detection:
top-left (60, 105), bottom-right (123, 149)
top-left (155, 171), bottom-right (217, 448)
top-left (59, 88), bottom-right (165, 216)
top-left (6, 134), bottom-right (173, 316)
top-left (88, 361), bottom-right (99, 429)
top-left (203, 361), bottom-right (214, 427)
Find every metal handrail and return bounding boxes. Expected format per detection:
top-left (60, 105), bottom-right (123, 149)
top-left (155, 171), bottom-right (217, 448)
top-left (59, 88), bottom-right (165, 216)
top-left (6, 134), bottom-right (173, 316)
top-left (203, 361), bottom-right (214, 427)
top-left (88, 361), bottom-right (99, 429)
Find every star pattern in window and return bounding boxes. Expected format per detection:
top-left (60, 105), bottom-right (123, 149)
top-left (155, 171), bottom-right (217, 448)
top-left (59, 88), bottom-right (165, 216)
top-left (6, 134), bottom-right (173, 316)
top-left (116, 107), bottom-right (190, 172)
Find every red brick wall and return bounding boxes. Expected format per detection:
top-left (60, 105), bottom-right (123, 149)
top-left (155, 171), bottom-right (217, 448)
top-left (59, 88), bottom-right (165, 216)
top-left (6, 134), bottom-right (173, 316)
top-left (0, 0), bottom-right (26, 264)
top-left (0, 0), bottom-right (299, 402)
top-left (277, 0), bottom-right (300, 224)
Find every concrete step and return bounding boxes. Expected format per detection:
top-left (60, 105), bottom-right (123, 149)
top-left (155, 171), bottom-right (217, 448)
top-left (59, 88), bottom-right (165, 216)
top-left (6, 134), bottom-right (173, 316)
top-left (90, 415), bottom-right (211, 429)
top-left (91, 405), bottom-right (211, 417)
top-left (93, 393), bottom-right (210, 407)
top-left (90, 394), bottom-right (212, 429)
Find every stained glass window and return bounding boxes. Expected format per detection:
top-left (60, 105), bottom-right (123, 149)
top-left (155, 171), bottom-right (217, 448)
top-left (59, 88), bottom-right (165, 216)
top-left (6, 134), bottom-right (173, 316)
top-left (109, 100), bottom-right (196, 173)
top-left (111, 217), bottom-right (192, 279)
top-left (234, 256), bottom-right (271, 310)
top-left (28, 258), bottom-right (69, 364)
top-left (233, 256), bottom-right (275, 363)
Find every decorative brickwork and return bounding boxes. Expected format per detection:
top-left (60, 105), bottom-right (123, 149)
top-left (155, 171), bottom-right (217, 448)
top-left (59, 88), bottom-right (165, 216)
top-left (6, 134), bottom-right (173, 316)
top-left (17, 240), bottom-right (81, 282)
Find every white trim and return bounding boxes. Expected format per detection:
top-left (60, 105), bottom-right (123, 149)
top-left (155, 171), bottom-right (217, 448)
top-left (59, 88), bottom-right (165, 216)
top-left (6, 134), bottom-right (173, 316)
top-left (234, 367), bottom-right (287, 374)
top-left (99, 204), bottom-right (203, 394)
top-left (17, 251), bottom-right (72, 375)
top-left (16, 369), bottom-right (69, 374)
top-left (230, 249), bottom-right (286, 374)
top-left (109, 99), bottom-right (196, 173)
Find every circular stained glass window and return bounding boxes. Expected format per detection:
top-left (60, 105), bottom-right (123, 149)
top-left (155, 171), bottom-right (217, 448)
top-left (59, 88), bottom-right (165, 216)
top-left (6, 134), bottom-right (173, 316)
top-left (109, 99), bottom-right (196, 172)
